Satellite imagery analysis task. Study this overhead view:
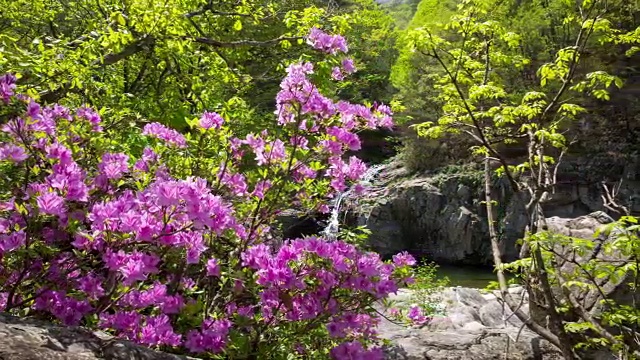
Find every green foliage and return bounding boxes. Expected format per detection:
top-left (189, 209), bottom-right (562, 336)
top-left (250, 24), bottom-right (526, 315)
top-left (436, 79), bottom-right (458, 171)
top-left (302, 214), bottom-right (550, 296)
top-left (338, 225), bottom-right (373, 248)
top-left (391, 0), bottom-right (640, 356)
top-left (380, 0), bottom-right (421, 30)
top-left (407, 261), bottom-right (449, 315)
top-left (389, 0), bottom-right (458, 126)
top-left (398, 0), bottom-right (639, 188)
top-left (328, 0), bottom-right (400, 105)
top-left (429, 163), bottom-right (483, 188)
top-left (399, 133), bottom-right (471, 172)
top-left (1, 0), bottom-right (299, 128)
top-left (384, 260), bottom-right (449, 325)
top-left (0, 0), bottom-right (397, 132)
top-left (392, 0), bottom-right (640, 172)
top-left (506, 217), bottom-right (640, 357)
top-left (483, 275), bottom-right (521, 292)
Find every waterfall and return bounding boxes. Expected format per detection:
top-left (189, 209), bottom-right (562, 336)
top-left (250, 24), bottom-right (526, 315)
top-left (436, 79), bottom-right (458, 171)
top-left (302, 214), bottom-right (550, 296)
top-left (322, 164), bottom-right (385, 240)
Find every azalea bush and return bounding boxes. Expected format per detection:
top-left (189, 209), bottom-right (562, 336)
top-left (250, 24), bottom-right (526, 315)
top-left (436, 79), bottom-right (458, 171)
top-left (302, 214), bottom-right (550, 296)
top-left (386, 261), bottom-right (448, 327)
top-left (0, 29), bottom-right (414, 359)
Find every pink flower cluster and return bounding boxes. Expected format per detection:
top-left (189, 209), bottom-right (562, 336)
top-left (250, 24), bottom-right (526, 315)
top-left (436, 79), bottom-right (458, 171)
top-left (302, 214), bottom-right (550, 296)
top-left (332, 58), bottom-right (358, 81)
top-left (407, 305), bottom-right (430, 325)
top-left (276, 61), bottom-right (336, 125)
top-left (185, 318), bottom-right (232, 354)
top-left (0, 143), bottom-right (28, 162)
top-left (34, 290), bottom-right (93, 326)
top-left (240, 237), bottom-right (413, 358)
top-left (331, 341), bottom-right (384, 360)
top-left (99, 312), bottom-right (182, 346)
top-left (0, 74), bottom-right (16, 103)
top-left (143, 122), bottom-right (187, 148)
top-left (326, 156), bottom-right (368, 192)
top-left (99, 152), bottom-right (129, 180)
top-left (388, 304), bottom-right (431, 327)
top-left (199, 111), bottom-right (225, 130)
top-left (307, 28), bottom-right (349, 55)
top-left (275, 60), bottom-right (393, 134)
top-left (0, 28), bottom-right (411, 360)
top-left (238, 132), bottom-right (287, 166)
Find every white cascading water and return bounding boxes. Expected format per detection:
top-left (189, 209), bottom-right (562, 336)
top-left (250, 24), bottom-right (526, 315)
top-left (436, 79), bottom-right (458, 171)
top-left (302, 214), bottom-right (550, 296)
top-left (322, 163), bottom-right (385, 240)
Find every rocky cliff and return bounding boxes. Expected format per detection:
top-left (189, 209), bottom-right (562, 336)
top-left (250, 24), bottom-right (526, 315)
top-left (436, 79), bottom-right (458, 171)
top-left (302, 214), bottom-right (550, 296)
top-left (346, 156), bottom-right (640, 265)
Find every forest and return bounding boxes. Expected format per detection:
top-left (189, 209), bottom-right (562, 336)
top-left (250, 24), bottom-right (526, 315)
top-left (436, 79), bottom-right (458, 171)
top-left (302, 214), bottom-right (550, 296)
top-left (0, 0), bottom-right (639, 359)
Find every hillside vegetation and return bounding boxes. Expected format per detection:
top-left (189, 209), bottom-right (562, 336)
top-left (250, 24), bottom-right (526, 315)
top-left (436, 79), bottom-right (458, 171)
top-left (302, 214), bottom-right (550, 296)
top-left (0, 0), bottom-right (640, 359)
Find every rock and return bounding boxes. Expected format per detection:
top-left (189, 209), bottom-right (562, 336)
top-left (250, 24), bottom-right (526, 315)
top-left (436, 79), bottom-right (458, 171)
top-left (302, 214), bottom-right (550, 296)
top-left (348, 156), bottom-right (640, 265)
top-left (533, 211), bottom-right (635, 318)
top-left (385, 330), bottom-right (562, 360)
top-left (0, 313), bottom-right (197, 360)
top-left (461, 321), bottom-right (486, 331)
top-left (383, 329), bottom-right (563, 360)
top-left (274, 209), bottom-right (324, 241)
top-left (380, 287), bottom-right (562, 360)
top-left (543, 211), bottom-right (614, 240)
top-left (347, 159), bottom-right (519, 264)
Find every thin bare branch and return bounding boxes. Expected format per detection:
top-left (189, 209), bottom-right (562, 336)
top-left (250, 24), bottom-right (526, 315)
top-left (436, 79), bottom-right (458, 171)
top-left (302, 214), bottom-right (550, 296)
top-left (601, 180), bottom-right (630, 216)
top-left (191, 35), bottom-right (302, 48)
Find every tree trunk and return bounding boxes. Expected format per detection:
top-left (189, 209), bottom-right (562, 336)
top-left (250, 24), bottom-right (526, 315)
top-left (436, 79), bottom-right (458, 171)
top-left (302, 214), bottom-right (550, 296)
top-left (528, 202), bottom-right (578, 360)
top-left (482, 158), bottom-right (570, 355)
top-left (484, 157), bottom-right (508, 290)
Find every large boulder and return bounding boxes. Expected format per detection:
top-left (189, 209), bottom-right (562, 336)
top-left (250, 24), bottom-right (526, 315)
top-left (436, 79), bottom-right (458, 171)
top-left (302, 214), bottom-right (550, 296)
top-left (0, 313), bottom-right (196, 360)
top-left (379, 287), bottom-right (564, 360)
top-left (534, 211), bottom-right (636, 321)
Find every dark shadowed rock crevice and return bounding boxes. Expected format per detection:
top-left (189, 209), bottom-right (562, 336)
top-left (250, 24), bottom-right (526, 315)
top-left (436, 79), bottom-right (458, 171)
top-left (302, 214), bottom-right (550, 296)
top-left (274, 209), bottom-right (326, 240)
top-left (345, 159), bottom-right (524, 264)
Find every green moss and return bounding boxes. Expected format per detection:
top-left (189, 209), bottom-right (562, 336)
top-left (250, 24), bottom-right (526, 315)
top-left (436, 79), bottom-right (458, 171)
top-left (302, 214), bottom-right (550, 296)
top-left (429, 163), bottom-right (484, 188)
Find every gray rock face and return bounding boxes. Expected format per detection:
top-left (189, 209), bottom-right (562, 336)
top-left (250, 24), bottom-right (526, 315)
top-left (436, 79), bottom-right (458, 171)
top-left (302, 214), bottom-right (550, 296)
top-left (0, 313), bottom-right (195, 360)
top-left (349, 157), bottom-right (640, 265)
top-left (379, 287), bottom-right (563, 360)
top-left (533, 212), bottom-right (636, 320)
top-left (348, 160), bottom-right (524, 264)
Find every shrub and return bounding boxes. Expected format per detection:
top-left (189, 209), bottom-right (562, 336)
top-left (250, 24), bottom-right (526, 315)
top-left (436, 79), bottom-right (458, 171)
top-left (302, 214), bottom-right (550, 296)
top-left (0, 29), bottom-right (414, 359)
top-left (504, 216), bottom-right (640, 357)
top-left (400, 129), bottom-right (473, 173)
top-left (386, 260), bottom-right (449, 326)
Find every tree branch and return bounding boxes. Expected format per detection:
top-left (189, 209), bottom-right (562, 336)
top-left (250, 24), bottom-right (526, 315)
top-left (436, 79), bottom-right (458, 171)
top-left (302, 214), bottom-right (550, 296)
top-left (94, 35), bottom-right (155, 67)
top-left (186, 9), bottom-right (250, 18)
top-left (540, 7), bottom-right (599, 122)
top-left (419, 44), bottom-right (519, 191)
top-left (184, 0), bottom-right (250, 18)
top-left (191, 35), bottom-right (302, 48)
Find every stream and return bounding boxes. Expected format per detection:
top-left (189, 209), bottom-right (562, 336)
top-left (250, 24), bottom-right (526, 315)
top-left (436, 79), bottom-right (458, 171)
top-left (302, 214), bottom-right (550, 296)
top-left (435, 264), bottom-right (499, 289)
top-left (322, 163), bottom-right (385, 239)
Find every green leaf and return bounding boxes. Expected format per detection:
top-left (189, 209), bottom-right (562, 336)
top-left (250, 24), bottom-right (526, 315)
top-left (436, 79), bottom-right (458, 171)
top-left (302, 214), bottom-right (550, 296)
top-left (233, 19), bottom-right (243, 31)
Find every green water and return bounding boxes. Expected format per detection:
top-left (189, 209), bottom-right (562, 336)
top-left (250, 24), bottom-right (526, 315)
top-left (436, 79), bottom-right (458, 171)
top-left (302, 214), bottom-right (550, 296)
top-left (435, 264), bottom-right (499, 289)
